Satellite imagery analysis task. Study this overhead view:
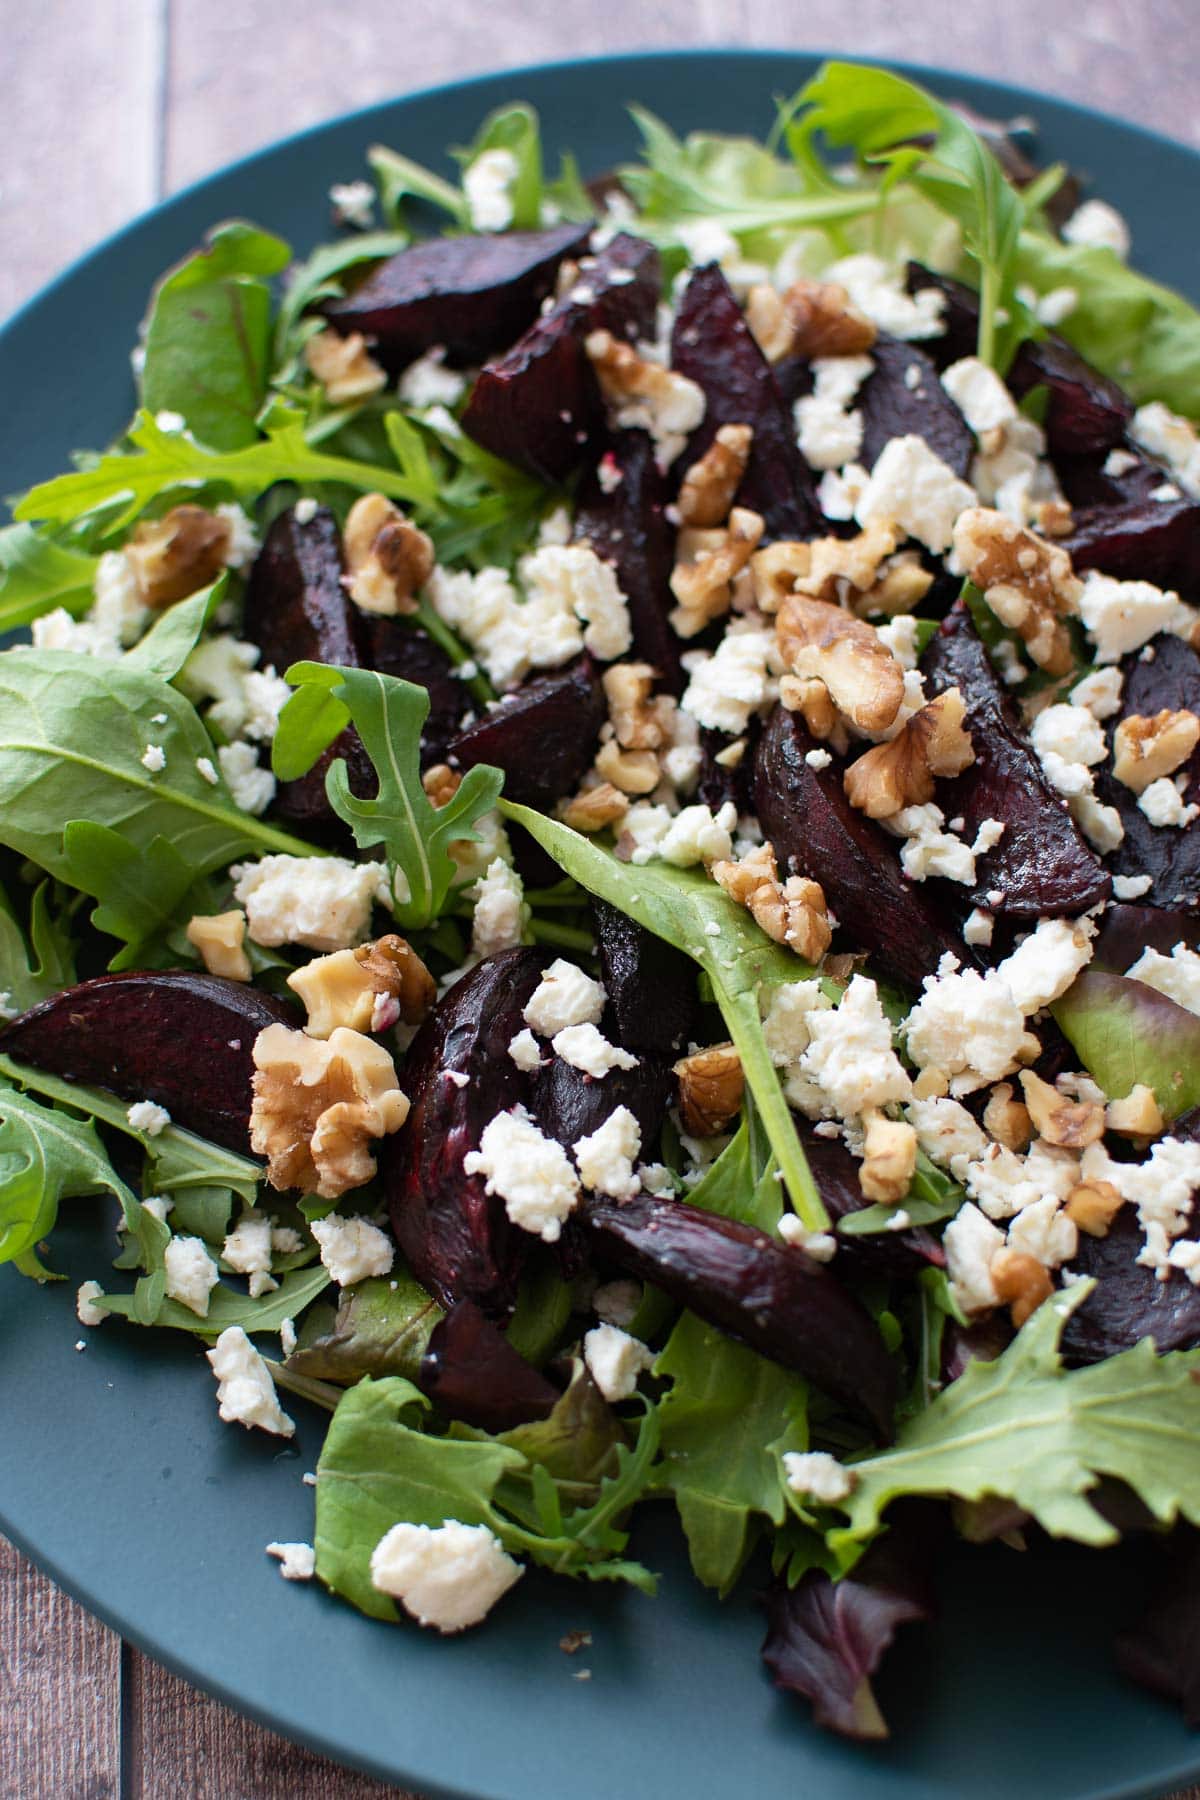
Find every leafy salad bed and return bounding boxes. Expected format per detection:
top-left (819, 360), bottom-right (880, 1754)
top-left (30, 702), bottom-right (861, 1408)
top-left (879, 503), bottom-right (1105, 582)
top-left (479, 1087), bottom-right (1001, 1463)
top-left (3, 61), bottom-right (1200, 1739)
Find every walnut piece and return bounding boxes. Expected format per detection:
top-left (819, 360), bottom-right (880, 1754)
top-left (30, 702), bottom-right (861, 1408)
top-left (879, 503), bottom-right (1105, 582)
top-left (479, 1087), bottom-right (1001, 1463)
top-left (670, 508), bottom-right (765, 637)
top-left (250, 1022), bottom-right (409, 1198)
top-left (1033, 498), bottom-right (1074, 539)
top-left (126, 504), bottom-right (233, 609)
top-left (342, 493), bottom-right (434, 616)
top-left (710, 842), bottom-right (832, 962)
top-left (989, 1247), bottom-right (1053, 1328)
top-left (751, 541), bottom-right (814, 614)
top-left (422, 763), bottom-right (462, 808)
top-left (288, 935), bottom-right (435, 1038)
top-left (794, 522), bottom-right (900, 606)
top-left (857, 551), bottom-right (935, 618)
top-left (982, 1082), bottom-right (1033, 1151)
top-left (744, 279), bottom-right (876, 363)
top-left (602, 662), bottom-right (667, 749)
top-left (594, 735), bottom-right (661, 795)
top-left (860, 1111), bottom-right (917, 1204)
top-left (1105, 1083), bottom-right (1165, 1138)
top-left (674, 1043), bottom-right (744, 1136)
top-left (1019, 1070), bottom-right (1106, 1149)
top-left (355, 934), bottom-right (438, 1024)
top-left (778, 673), bottom-right (839, 739)
top-left (843, 687), bottom-right (975, 819)
top-left (561, 782), bottom-right (630, 833)
top-left (304, 328), bottom-right (388, 404)
top-left (1065, 1178), bottom-right (1124, 1237)
top-left (676, 424), bottom-right (753, 528)
top-left (185, 910), bottom-right (251, 982)
top-left (776, 594), bottom-right (905, 734)
top-left (584, 329), bottom-right (706, 462)
top-left (1111, 709), bottom-right (1200, 794)
top-left (951, 507), bottom-right (1082, 676)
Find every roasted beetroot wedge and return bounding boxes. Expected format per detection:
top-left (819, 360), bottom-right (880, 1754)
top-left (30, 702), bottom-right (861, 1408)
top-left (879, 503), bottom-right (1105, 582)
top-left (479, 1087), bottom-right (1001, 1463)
top-left (417, 1300), bottom-right (560, 1430)
top-left (1061, 1205), bottom-right (1200, 1362)
top-left (670, 264), bottom-right (820, 538)
top-left (1061, 496), bottom-right (1200, 595)
top-left (754, 705), bottom-right (970, 990)
top-left (921, 603), bottom-right (1111, 918)
top-left (242, 505), bottom-right (374, 828)
top-left (1093, 633), bottom-right (1200, 904)
top-left (858, 334), bottom-right (973, 479)
top-left (1054, 449), bottom-right (1165, 512)
top-left (447, 657), bottom-right (606, 808)
top-left (582, 1194), bottom-right (897, 1439)
top-left (383, 948), bottom-right (544, 1316)
top-left (797, 1121), bottom-right (944, 1276)
top-left (903, 263), bottom-right (980, 369)
top-left (591, 897), bottom-right (696, 1059)
top-left (363, 615), bottom-right (471, 767)
top-left (1008, 333), bottom-right (1133, 457)
top-left (321, 222), bottom-right (591, 372)
top-left (574, 430), bottom-right (682, 691)
top-left (0, 972), bottom-right (297, 1152)
top-left (531, 1056), bottom-right (674, 1169)
top-left (461, 234), bottom-right (661, 483)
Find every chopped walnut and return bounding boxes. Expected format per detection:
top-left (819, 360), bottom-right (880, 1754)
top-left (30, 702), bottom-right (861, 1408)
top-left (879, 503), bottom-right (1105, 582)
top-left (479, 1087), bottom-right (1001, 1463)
top-left (982, 1083), bottom-right (1033, 1151)
top-left (1105, 1083), bottom-right (1165, 1138)
top-left (185, 910), bottom-right (251, 982)
top-left (422, 763), bottom-right (462, 808)
top-left (744, 279), bottom-right (876, 363)
top-left (594, 736), bottom-right (661, 795)
top-left (288, 935), bottom-right (435, 1037)
top-left (843, 687), bottom-right (975, 819)
top-left (1112, 709), bottom-right (1200, 794)
top-left (342, 493), bottom-right (434, 616)
top-left (674, 1043), bottom-right (744, 1136)
top-left (561, 782), bottom-right (630, 833)
top-left (751, 541), bottom-right (814, 614)
top-left (602, 662), bottom-right (667, 749)
top-left (776, 594), bottom-right (905, 734)
top-left (126, 505), bottom-right (233, 609)
top-left (304, 327), bottom-right (388, 404)
top-left (857, 552), bottom-right (936, 618)
top-left (778, 673), bottom-right (838, 739)
top-left (1019, 1071), bottom-right (1106, 1149)
top-left (1065, 1178), bottom-right (1124, 1237)
top-left (670, 508), bottom-right (765, 637)
top-left (711, 842), bottom-right (832, 962)
top-left (676, 424), bottom-right (753, 527)
top-left (794, 522), bottom-right (899, 606)
top-left (585, 329), bottom-right (706, 463)
top-left (860, 1111), bottom-right (917, 1204)
top-left (1033, 498), bottom-right (1074, 539)
top-left (249, 1023), bottom-right (409, 1198)
top-left (989, 1247), bottom-right (1053, 1328)
top-left (355, 934), bottom-right (438, 1024)
top-left (951, 507), bottom-right (1082, 676)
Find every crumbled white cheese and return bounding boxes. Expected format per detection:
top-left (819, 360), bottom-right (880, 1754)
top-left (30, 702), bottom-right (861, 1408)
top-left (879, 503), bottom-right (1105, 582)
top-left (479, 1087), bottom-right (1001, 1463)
top-left (398, 348), bottom-right (466, 409)
top-left (330, 178), bottom-right (375, 228)
top-left (1167, 1239), bottom-right (1200, 1283)
top-left (309, 1213), bottom-right (394, 1286)
top-left (181, 635), bottom-right (291, 742)
top-left (855, 434), bottom-right (976, 553)
top-left (657, 800), bottom-right (737, 868)
top-left (963, 907), bottom-right (994, 946)
top-left (370, 1519), bottom-right (522, 1632)
top-left (943, 1202), bottom-right (1005, 1312)
top-left (76, 1281), bottom-right (109, 1327)
top-left (1062, 198), bottom-right (1131, 259)
top-left (279, 1316), bottom-right (298, 1357)
top-left (31, 607), bottom-right (122, 658)
top-left (761, 979), bottom-right (833, 1112)
top-left (537, 504), bottom-right (572, 546)
top-left (777, 1214), bottom-right (838, 1261)
top-left (207, 1325), bottom-right (295, 1436)
top-left (1077, 570), bottom-right (1199, 663)
top-left (523, 958), bottom-right (606, 1036)
top-left (1006, 1195), bottom-right (1077, 1269)
top-left (293, 497), bottom-right (319, 524)
top-left (1130, 401), bottom-right (1200, 499)
top-left (1072, 790), bottom-right (1126, 854)
top-left (163, 1235), bottom-right (219, 1317)
top-left (127, 1099), bottom-right (171, 1136)
top-left (428, 548), bottom-right (633, 689)
top-left (1139, 776), bottom-right (1199, 829)
top-left (232, 854), bottom-right (390, 951)
top-left (940, 357), bottom-right (1018, 440)
top-left (583, 1323), bottom-right (655, 1401)
top-left (196, 754), bottom-right (219, 787)
top-left (794, 354), bottom-right (873, 470)
top-left (680, 625), bottom-right (777, 736)
top-left (507, 1028), bottom-right (544, 1072)
top-left (793, 976), bottom-right (912, 1122)
top-left (875, 613), bottom-right (921, 670)
top-left (816, 462), bottom-right (870, 522)
top-left (823, 253), bottom-right (945, 340)
top-left (266, 1541), bottom-right (316, 1581)
top-left (1112, 873), bottom-right (1153, 900)
top-left (965, 1139), bottom-right (1080, 1222)
top-left (463, 147), bottom-right (519, 232)
top-left (470, 858), bottom-right (526, 959)
top-left (519, 543), bottom-right (632, 662)
top-left (605, 361), bottom-right (706, 470)
top-left (1030, 702), bottom-right (1108, 771)
top-left (1069, 666), bottom-right (1124, 720)
top-left (592, 1278), bottom-right (642, 1327)
top-left (464, 1106), bottom-right (581, 1242)
top-left (1126, 943), bottom-right (1200, 1015)
top-left (214, 503), bottom-right (260, 571)
top-left (217, 740), bottom-right (276, 816)
top-left (551, 1022), bottom-right (638, 1077)
top-left (904, 965), bottom-right (1032, 1095)
top-left (906, 1096), bottom-right (987, 1182)
top-left (971, 413), bottom-right (1059, 526)
top-left (885, 803), bottom-right (977, 885)
top-left (996, 916), bottom-right (1095, 1014)
top-left (782, 1449), bottom-right (855, 1505)
top-left (1079, 1136), bottom-right (1200, 1276)
top-left (222, 1211), bottom-right (278, 1299)
top-left (805, 746), bottom-right (833, 771)
top-left (573, 1106), bottom-right (642, 1199)
top-left (141, 744), bottom-right (166, 773)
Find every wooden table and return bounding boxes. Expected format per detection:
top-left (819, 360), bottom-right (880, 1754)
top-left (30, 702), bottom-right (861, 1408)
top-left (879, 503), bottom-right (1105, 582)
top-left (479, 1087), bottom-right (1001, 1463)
top-left (3, 4), bottom-right (1200, 1794)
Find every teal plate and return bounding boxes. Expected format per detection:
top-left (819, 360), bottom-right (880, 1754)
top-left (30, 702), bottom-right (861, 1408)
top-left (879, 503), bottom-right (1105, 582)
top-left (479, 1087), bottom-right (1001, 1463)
top-left (1, 50), bottom-right (1198, 1800)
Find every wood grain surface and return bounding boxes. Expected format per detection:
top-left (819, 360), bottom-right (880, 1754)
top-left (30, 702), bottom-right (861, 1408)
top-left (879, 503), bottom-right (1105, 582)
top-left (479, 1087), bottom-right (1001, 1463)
top-left (2, 3), bottom-right (1199, 1796)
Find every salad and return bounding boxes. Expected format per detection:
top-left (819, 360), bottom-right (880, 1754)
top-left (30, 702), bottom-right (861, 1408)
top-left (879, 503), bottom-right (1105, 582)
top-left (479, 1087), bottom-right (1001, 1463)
top-left (3, 59), bottom-right (1200, 1742)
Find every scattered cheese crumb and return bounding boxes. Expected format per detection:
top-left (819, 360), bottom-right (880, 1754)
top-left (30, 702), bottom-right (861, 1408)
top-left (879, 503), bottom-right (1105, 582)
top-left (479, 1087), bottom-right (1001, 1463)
top-left (76, 1281), bottom-right (109, 1327)
top-left (127, 1099), bottom-right (171, 1136)
top-left (523, 959), bottom-right (606, 1036)
top-left (551, 1022), bottom-right (638, 1078)
top-left (309, 1213), bottom-right (394, 1286)
top-left (370, 1519), bottom-right (522, 1632)
top-left (266, 1541), bottom-right (316, 1581)
top-left (507, 1028), bottom-right (544, 1072)
top-left (206, 1326), bottom-right (295, 1436)
top-left (782, 1450), bottom-right (855, 1505)
top-left (573, 1106), bottom-right (642, 1199)
top-left (164, 1235), bottom-right (220, 1317)
top-left (583, 1323), bottom-right (655, 1401)
top-left (141, 744), bottom-right (166, 773)
top-left (464, 1107), bottom-right (581, 1242)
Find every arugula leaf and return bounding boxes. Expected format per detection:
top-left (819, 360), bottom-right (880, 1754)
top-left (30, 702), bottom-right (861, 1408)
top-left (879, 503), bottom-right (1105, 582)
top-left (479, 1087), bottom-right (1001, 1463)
top-left (830, 1283), bottom-right (1200, 1559)
top-left (121, 576), bottom-right (226, 681)
top-left (140, 222), bottom-right (291, 450)
top-left (280, 663), bottom-right (504, 929)
top-left (0, 649), bottom-right (315, 889)
top-left (368, 144), bottom-right (469, 229)
top-left (498, 802), bottom-right (829, 1232)
top-left (97, 1263), bottom-right (330, 1338)
top-left (287, 1273), bottom-right (444, 1384)
top-left (273, 229), bottom-right (410, 368)
top-left (655, 1311), bottom-right (808, 1594)
top-left (0, 523), bottom-right (98, 632)
top-left (1052, 970), bottom-right (1200, 1121)
top-left (0, 880), bottom-right (76, 1013)
top-left (456, 104), bottom-right (543, 229)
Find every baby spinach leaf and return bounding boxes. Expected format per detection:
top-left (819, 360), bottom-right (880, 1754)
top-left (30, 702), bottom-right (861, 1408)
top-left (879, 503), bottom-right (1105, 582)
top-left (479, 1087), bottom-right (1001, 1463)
top-left (140, 222), bottom-right (292, 451)
top-left (282, 663), bottom-right (504, 929)
top-left (0, 523), bottom-right (98, 632)
top-left (122, 576), bottom-right (226, 681)
top-left (59, 823), bottom-right (197, 969)
top-left (684, 1116), bottom-right (784, 1234)
top-left (495, 1362), bottom-right (624, 1492)
top-left (0, 879), bottom-right (76, 1013)
top-left (456, 103), bottom-right (543, 229)
top-left (97, 1263), bottom-right (331, 1338)
top-left (287, 1273), bottom-right (443, 1385)
top-left (1052, 970), bottom-right (1200, 1121)
top-left (499, 802), bottom-right (829, 1232)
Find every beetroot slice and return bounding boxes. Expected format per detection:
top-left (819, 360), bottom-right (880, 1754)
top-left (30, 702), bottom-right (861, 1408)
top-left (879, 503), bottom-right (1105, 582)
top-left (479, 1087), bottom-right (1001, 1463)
top-left (921, 602), bottom-right (1111, 918)
top-left (0, 972), bottom-right (297, 1153)
top-left (383, 948), bottom-right (544, 1317)
top-left (1093, 633), bottom-right (1200, 904)
top-left (858, 334), bottom-right (973, 480)
top-left (322, 223), bottom-right (590, 373)
top-left (670, 264), bottom-right (820, 538)
top-left (417, 1300), bottom-right (559, 1431)
top-left (242, 506), bottom-right (374, 830)
top-left (1008, 333), bottom-right (1133, 457)
top-left (582, 1193), bottom-right (897, 1440)
top-left (590, 897), bottom-right (696, 1059)
top-left (447, 657), bottom-right (606, 809)
top-left (362, 616), bottom-right (470, 768)
top-left (461, 234), bottom-right (661, 484)
top-left (1060, 1204), bottom-right (1200, 1362)
top-left (574, 429), bottom-right (682, 692)
top-left (754, 705), bottom-right (970, 990)
top-left (1061, 496), bottom-right (1200, 596)
top-left (903, 263), bottom-right (980, 369)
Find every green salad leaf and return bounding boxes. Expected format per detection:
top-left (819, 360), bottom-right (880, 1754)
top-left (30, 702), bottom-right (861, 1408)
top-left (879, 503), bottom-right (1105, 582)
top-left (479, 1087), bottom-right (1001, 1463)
top-left (1052, 970), bottom-right (1200, 1121)
top-left (369, 144), bottom-right (469, 229)
top-left (499, 802), bottom-right (829, 1233)
top-left (287, 1273), bottom-right (444, 1385)
top-left (0, 880), bottom-right (76, 1013)
top-left (457, 103), bottom-right (544, 230)
top-left (122, 577), bottom-right (226, 681)
top-left (97, 1263), bottom-right (331, 1338)
top-left (0, 523), bottom-right (98, 632)
top-left (140, 221), bottom-right (292, 451)
top-left (60, 822), bottom-right (198, 968)
top-left (0, 1081), bottom-right (140, 1276)
top-left (274, 229), bottom-right (410, 367)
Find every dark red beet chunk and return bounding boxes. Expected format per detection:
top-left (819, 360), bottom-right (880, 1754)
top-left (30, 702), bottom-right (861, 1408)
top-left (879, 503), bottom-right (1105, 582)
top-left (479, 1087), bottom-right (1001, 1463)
top-left (755, 706), bottom-right (970, 990)
top-left (574, 429), bottom-right (682, 691)
top-left (461, 234), bottom-right (661, 483)
top-left (1093, 633), bottom-right (1200, 904)
top-left (242, 506), bottom-right (374, 829)
top-left (1093, 902), bottom-right (1200, 971)
top-left (583, 1193), bottom-right (897, 1439)
top-left (797, 1120), bottom-right (944, 1276)
top-left (921, 602), bottom-right (1111, 918)
top-left (858, 335), bottom-right (973, 480)
top-left (670, 264), bottom-right (820, 538)
top-left (1055, 450), bottom-right (1165, 512)
top-left (383, 948), bottom-right (543, 1317)
top-left (1008, 333), bottom-right (1133, 458)
top-left (903, 263), bottom-right (980, 369)
top-left (1061, 496), bottom-right (1200, 596)
top-left (591, 896), bottom-right (695, 1058)
top-left (417, 1300), bottom-right (559, 1431)
top-left (322, 223), bottom-right (590, 373)
top-left (532, 1056), bottom-right (673, 1168)
top-left (447, 657), bottom-right (606, 809)
top-left (0, 972), bottom-right (297, 1153)
top-left (1060, 1205), bottom-right (1200, 1362)
top-left (363, 616), bottom-right (470, 767)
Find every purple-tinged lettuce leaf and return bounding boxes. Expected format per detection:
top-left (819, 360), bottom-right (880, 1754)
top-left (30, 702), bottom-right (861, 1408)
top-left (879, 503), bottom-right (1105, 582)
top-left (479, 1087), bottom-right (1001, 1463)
top-left (1051, 970), bottom-right (1200, 1121)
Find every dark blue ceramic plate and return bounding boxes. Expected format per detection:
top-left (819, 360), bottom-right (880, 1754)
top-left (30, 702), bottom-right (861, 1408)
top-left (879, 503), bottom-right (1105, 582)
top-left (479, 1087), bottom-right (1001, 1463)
top-left (1, 50), bottom-right (1197, 1800)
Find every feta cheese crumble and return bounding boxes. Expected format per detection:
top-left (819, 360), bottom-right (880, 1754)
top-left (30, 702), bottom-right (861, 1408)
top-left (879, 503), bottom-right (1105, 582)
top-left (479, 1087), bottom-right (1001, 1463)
top-left (206, 1326), bottom-right (295, 1436)
top-left (680, 625), bottom-right (777, 736)
top-left (221, 1211), bottom-right (278, 1298)
top-left (1076, 571), bottom-right (1199, 663)
top-left (141, 744), bottom-right (166, 773)
top-left (127, 1099), bottom-right (171, 1136)
top-left (855, 434), bottom-right (976, 553)
top-left (76, 1281), bottom-right (109, 1327)
top-left (309, 1213), bottom-right (394, 1286)
top-left (524, 959), bottom-right (606, 1035)
top-left (1126, 943), bottom-right (1200, 1016)
top-left (463, 148), bottom-right (519, 232)
top-left (164, 1236), bottom-right (219, 1317)
top-left (782, 1450), bottom-right (855, 1505)
top-left (470, 858), bottom-right (526, 959)
top-left (464, 1107), bottom-right (581, 1242)
top-left (583, 1323), bottom-right (655, 1401)
top-left (1139, 776), bottom-right (1199, 829)
top-left (232, 854), bottom-right (391, 951)
top-left (266, 1541), bottom-right (316, 1581)
top-left (507, 1027), bottom-right (544, 1071)
top-left (792, 976), bottom-right (912, 1122)
top-left (551, 1022), bottom-right (638, 1077)
top-left (794, 354), bottom-right (873, 470)
top-left (370, 1519), bottom-right (522, 1632)
top-left (1131, 401), bottom-right (1200, 499)
top-left (573, 1106), bottom-right (642, 1199)
top-left (943, 1202), bottom-right (1005, 1312)
top-left (1062, 198), bottom-right (1131, 259)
